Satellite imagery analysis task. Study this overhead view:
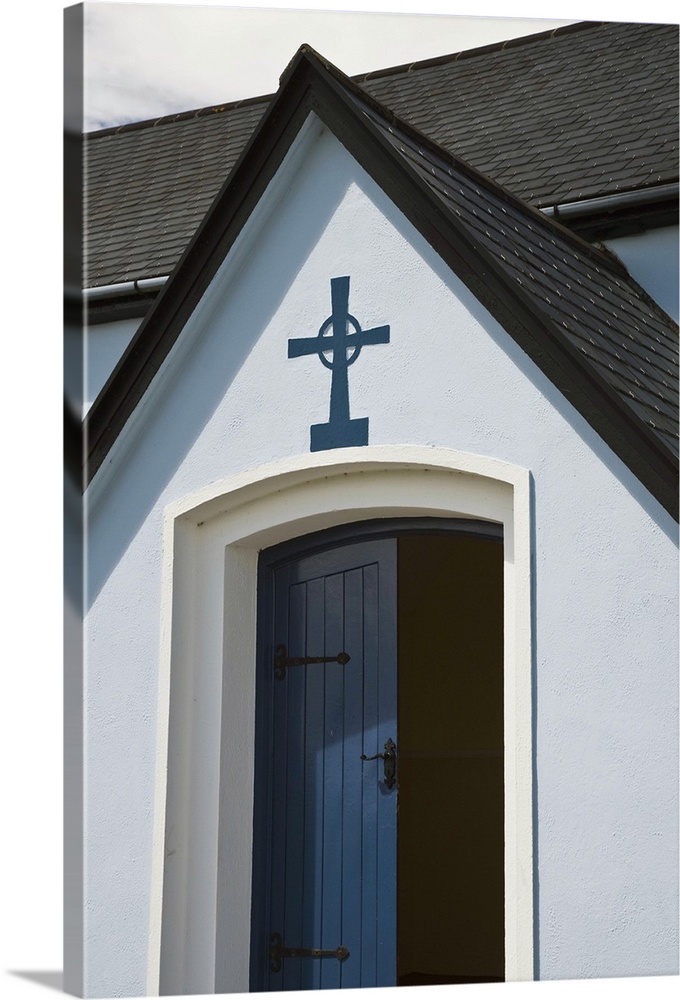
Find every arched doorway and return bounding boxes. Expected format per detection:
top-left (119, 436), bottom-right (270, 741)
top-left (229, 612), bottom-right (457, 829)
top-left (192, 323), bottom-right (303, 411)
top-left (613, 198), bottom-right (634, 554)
top-left (153, 449), bottom-right (533, 995)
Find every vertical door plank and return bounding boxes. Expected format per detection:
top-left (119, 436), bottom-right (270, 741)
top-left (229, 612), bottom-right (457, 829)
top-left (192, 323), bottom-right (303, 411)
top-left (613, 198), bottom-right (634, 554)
top-left (374, 550), bottom-right (398, 988)
top-left (319, 570), bottom-right (345, 990)
top-left (360, 561), bottom-right (380, 988)
top-left (268, 563), bottom-right (291, 991)
top-left (282, 580), bottom-right (307, 992)
top-left (302, 575), bottom-right (326, 991)
top-left (340, 566), bottom-right (364, 988)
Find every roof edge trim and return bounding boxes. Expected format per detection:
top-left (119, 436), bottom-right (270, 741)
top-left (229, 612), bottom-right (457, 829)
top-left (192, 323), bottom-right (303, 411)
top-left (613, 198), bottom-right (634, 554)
top-left (84, 91), bottom-right (275, 139)
top-left (353, 18), bottom-right (592, 82)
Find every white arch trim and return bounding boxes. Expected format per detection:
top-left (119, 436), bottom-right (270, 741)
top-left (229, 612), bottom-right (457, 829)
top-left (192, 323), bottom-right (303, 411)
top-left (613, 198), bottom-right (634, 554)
top-left (147, 445), bottom-right (534, 995)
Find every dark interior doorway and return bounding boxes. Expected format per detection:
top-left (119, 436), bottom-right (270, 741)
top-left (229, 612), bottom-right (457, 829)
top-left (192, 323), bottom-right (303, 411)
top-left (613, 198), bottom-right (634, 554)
top-left (397, 533), bottom-right (504, 985)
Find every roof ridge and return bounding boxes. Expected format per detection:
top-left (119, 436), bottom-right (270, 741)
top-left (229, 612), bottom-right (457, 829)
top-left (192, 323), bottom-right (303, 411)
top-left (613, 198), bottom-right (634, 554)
top-left (84, 18), bottom-right (608, 139)
top-left (84, 90), bottom-right (275, 139)
top-left (353, 18), bottom-right (598, 83)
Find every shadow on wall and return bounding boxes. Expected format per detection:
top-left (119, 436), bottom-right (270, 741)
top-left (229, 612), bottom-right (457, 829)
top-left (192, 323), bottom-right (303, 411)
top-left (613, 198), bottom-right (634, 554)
top-left (84, 141), bottom-right (355, 610)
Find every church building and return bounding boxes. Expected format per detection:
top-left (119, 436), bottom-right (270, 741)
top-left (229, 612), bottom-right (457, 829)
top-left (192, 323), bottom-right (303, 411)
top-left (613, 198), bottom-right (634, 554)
top-left (65, 17), bottom-right (679, 998)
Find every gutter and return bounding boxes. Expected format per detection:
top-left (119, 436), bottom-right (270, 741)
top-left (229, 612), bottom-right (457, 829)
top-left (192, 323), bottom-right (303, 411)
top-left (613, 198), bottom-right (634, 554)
top-left (82, 275), bottom-right (169, 301)
top-left (63, 275), bottom-right (170, 302)
top-left (540, 182), bottom-right (678, 221)
top-left (74, 187), bottom-right (677, 299)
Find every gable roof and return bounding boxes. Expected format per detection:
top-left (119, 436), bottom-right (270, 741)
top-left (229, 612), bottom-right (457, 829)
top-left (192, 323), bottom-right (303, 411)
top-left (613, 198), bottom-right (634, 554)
top-left (84, 40), bottom-right (678, 520)
top-left (358, 19), bottom-right (678, 209)
top-left (83, 20), bottom-right (679, 290)
top-left (355, 94), bottom-right (678, 459)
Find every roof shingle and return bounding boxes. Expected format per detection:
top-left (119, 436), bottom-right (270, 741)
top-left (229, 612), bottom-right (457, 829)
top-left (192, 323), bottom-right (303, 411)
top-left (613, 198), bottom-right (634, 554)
top-left (353, 86), bottom-right (678, 459)
top-left (83, 20), bottom-right (679, 289)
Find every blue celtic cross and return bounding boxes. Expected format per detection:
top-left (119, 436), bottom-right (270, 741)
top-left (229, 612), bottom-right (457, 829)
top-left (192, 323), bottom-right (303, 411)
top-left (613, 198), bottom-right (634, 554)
top-left (288, 276), bottom-right (390, 451)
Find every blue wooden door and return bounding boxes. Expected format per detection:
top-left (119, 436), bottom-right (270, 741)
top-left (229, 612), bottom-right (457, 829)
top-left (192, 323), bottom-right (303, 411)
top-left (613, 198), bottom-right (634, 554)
top-left (252, 538), bottom-right (398, 991)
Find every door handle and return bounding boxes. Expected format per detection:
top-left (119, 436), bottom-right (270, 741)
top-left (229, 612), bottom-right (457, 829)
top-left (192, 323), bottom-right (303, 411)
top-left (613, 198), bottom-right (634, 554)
top-left (360, 738), bottom-right (397, 789)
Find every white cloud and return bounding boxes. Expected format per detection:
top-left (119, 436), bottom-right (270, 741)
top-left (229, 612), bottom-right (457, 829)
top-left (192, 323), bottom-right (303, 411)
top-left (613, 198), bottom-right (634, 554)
top-left (82, 2), bottom-right (577, 130)
top-left (80, 0), bottom-right (679, 132)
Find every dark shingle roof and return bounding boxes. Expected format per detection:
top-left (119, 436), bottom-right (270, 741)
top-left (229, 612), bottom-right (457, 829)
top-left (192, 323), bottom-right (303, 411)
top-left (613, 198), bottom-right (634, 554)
top-left (355, 95), bottom-right (678, 458)
top-left (359, 20), bottom-right (678, 207)
top-left (83, 20), bottom-right (678, 289)
top-left (84, 100), bottom-right (266, 286)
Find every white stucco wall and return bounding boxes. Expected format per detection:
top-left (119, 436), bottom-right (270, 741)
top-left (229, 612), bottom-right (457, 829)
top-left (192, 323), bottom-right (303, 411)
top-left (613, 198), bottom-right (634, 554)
top-left (604, 225), bottom-right (679, 323)
top-left (83, 118), bottom-right (678, 997)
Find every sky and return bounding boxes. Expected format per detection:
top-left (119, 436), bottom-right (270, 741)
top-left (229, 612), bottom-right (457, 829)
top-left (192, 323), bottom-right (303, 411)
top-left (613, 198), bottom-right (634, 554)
top-left (80, 3), bottom-right (574, 130)
top-left (76, 0), bottom-right (676, 132)
top-left (1, 3), bottom-right (678, 1000)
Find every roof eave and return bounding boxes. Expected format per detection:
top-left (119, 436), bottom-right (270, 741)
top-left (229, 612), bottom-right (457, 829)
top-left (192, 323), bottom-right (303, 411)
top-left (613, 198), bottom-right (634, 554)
top-left (541, 182), bottom-right (679, 240)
